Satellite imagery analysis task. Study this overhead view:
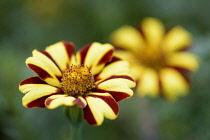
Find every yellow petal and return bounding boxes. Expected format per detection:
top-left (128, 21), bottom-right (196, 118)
top-left (26, 49), bottom-right (62, 87)
top-left (19, 76), bottom-right (48, 94)
top-left (114, 50), bottom-right (145, 80)
top-left (76, 42), bottom-right (114, 75)
top-left (110, 25), bottom-right (144, 52)
top-left (160, 68), bottom-right (189, 101)
top-left (97, 59), bottom-right (134, 79)
top-left (166, 52), bottom-right (199, 71)
top-left (84, 92), bottom-right (119, 126)
top-left (45, 41), bottom-right (76, 72)
top-left (45, 95), bottom-right (78, 109)
top-left (136, 68), bottom-right (159, 97)
top-left (130, 64), bottom-right (145, 81)
top-left (114, 50), bottom-right (139, 64)
top-left (96, 77), bottom-right (135, 97)
top-left (141, 17), bottom-right (165, 48)
top-left (162, 26), bottom-right (192, 52)
top-left (22, 84), bottom-right (63, 107)
top-left (74, 96), bottom-right (87, 108)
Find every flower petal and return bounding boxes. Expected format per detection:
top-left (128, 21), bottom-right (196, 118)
top-left (110, 25), bottom-right (144, 52)
top-left (162, 26), bottom-right (192, 52)
top-left (19, 76), bottom-right (48, 93)
top-left (84, 93), bottom-right (119, 126)
top-left (76, 42), bottom-right (114, 75)
top-left (114, 50), bottom-right (145, 81)
top-left (160, 68), bottom-right (189, 101)
top-left (141, 17), bottom-right (165, 48)
top-left (26, 49), bottom-right (62, 87)
top-left (96, 58), bottom-right (134, 80)
top-left (114, 50), bottom-right (138, 64)
top-left (45, 95), bottom-right (86, 109)
top-left (136, 68), bottom-right (159, 97)
top-left (45, 42), bottom-right (76, 72)
top-left (20, 77), bottom-right (63, 108)
top-left (74, 96), bottom-right (87, 108)
top-left (166, 52), bottom-right (199, 71)
top-left (95, 75), bottom-right (135, 101)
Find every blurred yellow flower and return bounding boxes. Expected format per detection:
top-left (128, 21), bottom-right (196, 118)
top-left (19, 42), bottom-right (135, 126)
top-left (110, 17), bottom-right (198, 101)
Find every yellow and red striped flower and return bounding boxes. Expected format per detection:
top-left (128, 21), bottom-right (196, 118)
top-left (110, 17), bottom-right (198, 101)
top-left (19, 42), bottom-right (135, 126)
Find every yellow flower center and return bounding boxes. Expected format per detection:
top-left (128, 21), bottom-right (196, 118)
top-left (61, 65), bottom-right (95, 97)
top-left (138, 47), bottom-right (166, 70)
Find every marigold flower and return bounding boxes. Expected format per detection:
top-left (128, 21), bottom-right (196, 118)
top-left (19, 42), bottom-right (135, 126)
top-left (110, 17), bottom-right (198, 101)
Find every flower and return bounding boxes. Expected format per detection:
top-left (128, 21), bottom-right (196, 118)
top-left (19, 42), bottom-right (135, 126)
top-left (110, 17), bottom-right (198, 101)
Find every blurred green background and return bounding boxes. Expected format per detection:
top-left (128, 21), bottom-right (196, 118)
top-left (0, 0), bottom-right (210, 140)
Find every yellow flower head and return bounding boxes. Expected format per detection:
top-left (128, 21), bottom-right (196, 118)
top-left (110, 17), bottom-right (198, 101)
top-left (19, 42), bottom-right (135, 126)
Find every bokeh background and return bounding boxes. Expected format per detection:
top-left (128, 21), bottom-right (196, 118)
top-left (1, 0), bottom-right (210, 140)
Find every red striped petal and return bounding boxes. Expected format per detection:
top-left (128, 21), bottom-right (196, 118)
top-left (36, 50), bottom-right (61, 72)
top-left (73, 97), bottom-right (87, 108)
top-left (76, 43), bottom-right (114, 75)
top-left (20, 76), bottom-right (47, 86)
top-left (94, 75), bottom-right (135, 101)
top-left (84, 93), bottom-right (119, 126)
top-left (25, 90), bottom-right (62, 108)
top-left (96, 75), bottom-right (134, 85)
top-left (97, 49), bottom-right (114, 66)
top-left (83, 105), bottom-right (97, 125)
top-left (78, 43), bottom-right (93, 65)
top-left (27, 64), bottom-right (53, 80)
top-left (90, 94), bottom-right (119, 115)
top-left (93, 88), bottom-right (130, 102)
top-left (62, 42), bottom-right (75, 60)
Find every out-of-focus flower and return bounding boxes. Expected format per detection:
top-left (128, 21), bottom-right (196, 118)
top-left (19, 42), bottom-right (135, 126)
top-left (110, 17), bottom-right (198, 101)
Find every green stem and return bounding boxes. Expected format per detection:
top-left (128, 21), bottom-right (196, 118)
top-left (139, 98), bottom-right (159, 140)
top-left (64, 105), bottom-right (84, 140)
top-left (69, 121), bottom-right (83, 140)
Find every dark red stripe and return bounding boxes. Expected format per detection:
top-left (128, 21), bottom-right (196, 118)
top-left (63, 42), bottom-right (75, 60)
top-left (74, 98), bottom-right (86, 108)
top-left (105, 56), bottom-right (122, 66)
top-left (88, 95), bottom-right (119, 115)
top-left (93, 88), bottom-right (130, 102)
top-left (113, 46), bottom-right (126, 51)
top-left (94, 73), bottom-right (101, 81)
top-left (96, 75), bottom-right (134, 85)
top-left (56, 75), bottom-right (62, 82)
top-left (170, 66), bottom-right (190, 84)
top-left (79, 43), bottom-right (92, 64)
top-left (45, 97), bottom-right (54, 107)
top-left (177, 46), bottom-right (190, 52)
top-left (83, 104), bottom-right (97, 125)
top-left (97, 49), bottom-right (114, 66)
top-left (157, 72), bottom-right (163, 97)
top-left (137, 27), bottom-right (146, 40)
top-left (26, 89), bottom-right (64, 108)
top-left (20, 76), bottom-right (47, 86)
top-left (26, 96), bottom-right (47, 108)
top-left (37, 50), bottom-right (61, 72)
top-left (27, 64), bottom-right (52, 80)
top-left (132, 80), bottom-right (139, 95)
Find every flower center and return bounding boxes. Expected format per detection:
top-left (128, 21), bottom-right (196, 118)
top-left (138, 47), bottom-right (166, 70)
top-left (61, 65), bottom-right (95, 97)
